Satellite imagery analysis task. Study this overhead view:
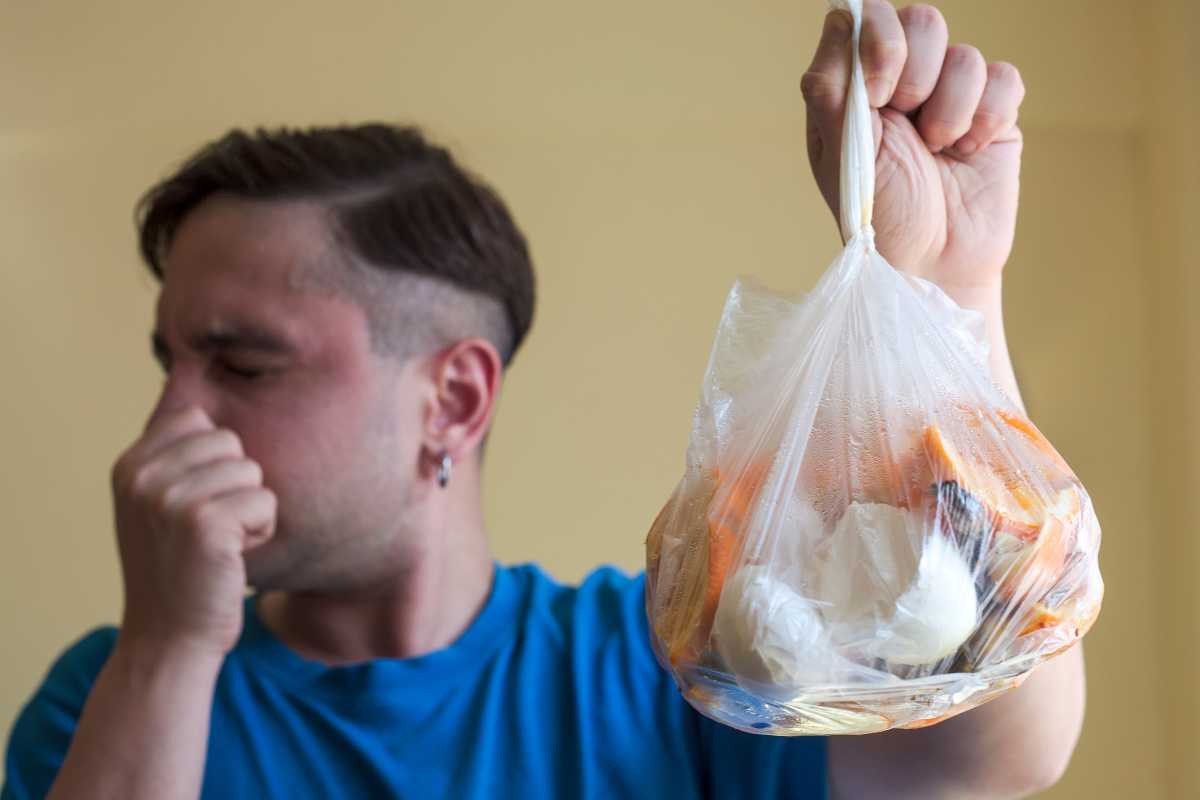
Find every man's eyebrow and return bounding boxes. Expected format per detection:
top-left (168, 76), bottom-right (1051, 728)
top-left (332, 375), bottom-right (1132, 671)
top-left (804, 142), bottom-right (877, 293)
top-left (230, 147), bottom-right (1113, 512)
top-left (149, 327), bottom-right (296, 361)
top-left (192, 327), bottom-right (296, 354)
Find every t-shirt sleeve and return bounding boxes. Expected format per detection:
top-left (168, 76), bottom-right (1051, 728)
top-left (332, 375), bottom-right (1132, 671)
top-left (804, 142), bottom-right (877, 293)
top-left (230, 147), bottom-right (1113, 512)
top-left (2, 627), bottom-right (119, 800)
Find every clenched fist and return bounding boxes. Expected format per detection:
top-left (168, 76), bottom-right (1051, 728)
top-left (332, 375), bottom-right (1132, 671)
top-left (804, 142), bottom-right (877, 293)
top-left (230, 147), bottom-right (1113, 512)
top-left (110, 406), bottom-right (276, 658)
top-left (803, 1), bottom-right (1025, 304)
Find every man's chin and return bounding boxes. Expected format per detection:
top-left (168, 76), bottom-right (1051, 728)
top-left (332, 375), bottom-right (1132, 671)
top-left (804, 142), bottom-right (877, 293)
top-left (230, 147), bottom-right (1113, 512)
top-left (243, 533), bottom-right (343, 591)
top-left (243, 540), bottom-right (296, 591)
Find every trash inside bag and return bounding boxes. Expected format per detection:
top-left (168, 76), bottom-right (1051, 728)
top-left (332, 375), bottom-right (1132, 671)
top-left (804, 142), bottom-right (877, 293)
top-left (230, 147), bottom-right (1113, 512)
top-left (643, 0), bottom-right (1103, 736)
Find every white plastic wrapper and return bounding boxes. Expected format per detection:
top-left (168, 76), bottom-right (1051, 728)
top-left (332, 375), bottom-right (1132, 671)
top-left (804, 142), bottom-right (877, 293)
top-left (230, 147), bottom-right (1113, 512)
top-left (644, 0), bottom-right (1103, 735)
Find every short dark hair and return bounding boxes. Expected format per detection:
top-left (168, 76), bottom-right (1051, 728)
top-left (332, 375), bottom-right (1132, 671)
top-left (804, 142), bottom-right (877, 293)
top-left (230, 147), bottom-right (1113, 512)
top-left (135, 123), bottom-right (536, 365)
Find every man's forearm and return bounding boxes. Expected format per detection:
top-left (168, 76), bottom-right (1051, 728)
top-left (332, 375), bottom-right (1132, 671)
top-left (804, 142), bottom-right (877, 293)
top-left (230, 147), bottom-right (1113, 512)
top-left (830, 644), bottom-right (1085, 799)
top-left (47, 635), bottom-right (222, 800)
top-left (918, 282), bottom-right (1086, 792)
top-left (830, 281), bottom-right (1088, 798)
top-left (948, 283), bottom-right (1027, 415)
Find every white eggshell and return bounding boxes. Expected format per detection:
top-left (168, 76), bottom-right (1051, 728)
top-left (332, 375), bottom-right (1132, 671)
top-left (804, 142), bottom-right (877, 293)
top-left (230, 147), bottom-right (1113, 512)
top-left (713, 566), bottom-right (847, 698)
top-left (817, 502), bottom-right (979, 666)
top-left (867, 533), bottom-right (979, 665)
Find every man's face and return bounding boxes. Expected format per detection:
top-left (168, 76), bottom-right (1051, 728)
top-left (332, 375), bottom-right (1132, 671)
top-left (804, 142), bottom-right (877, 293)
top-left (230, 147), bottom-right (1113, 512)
top-left (151, 194), bottom-right (425, 590)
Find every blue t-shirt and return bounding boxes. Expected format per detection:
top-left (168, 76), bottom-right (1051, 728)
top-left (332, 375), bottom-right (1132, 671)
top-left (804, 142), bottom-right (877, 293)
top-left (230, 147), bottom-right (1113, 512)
top-left (3, 564), bottom-right (827, 798)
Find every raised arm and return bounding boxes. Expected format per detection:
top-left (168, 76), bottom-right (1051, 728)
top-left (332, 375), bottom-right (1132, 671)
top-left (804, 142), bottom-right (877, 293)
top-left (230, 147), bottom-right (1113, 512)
top-left (44, 406), bottom-right (275, 800)
top-left (801, 3), bottom-right (1085, 796)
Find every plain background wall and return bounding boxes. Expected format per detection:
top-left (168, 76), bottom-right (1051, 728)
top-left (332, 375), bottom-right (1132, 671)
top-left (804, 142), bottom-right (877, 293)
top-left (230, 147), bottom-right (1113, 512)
top-left (2, 1), bottom-right (1194, 796)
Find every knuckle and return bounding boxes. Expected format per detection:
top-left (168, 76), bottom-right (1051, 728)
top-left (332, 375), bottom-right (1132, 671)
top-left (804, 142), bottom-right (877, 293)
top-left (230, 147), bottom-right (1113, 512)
top-left (891, 80), bottom-right (925, 107)
top-left (183, 406), bottom-right (208, 426)
top-left (243, 460), bottom-right (263, 486)
top-left (947, 43), bottom-right (984, 70)
top-left (972, 108), bottom-right (1008, 131)
top-left (110, 454), bottom-right (131, 490)
top-left (249, 488), bottom-right (277, 526)
top-left (986, 62), bottom-right (1026, 106)
top-left (183, 500), bottom-right (217, 531)
top-left (900, 4), bottom-right (945, 34)
top-left (822, 9), bottom-right (853, 43)
top-left (801, 70), bottom-right (840, 104)
top-left (159, 481), bottom-right (187, 513)
top-left (1010, 75), bottom-right (1027, 102)
top-left (988, 60), bottom-right (1020, 83)
top-left (159, 406), bottom-right (200, 433)
top-left (923, 117), bottom-right (968, 142)
top-left (864, 37), bottom-right (906, 73)
top-left (128, 463), bottom-right (158, 496)
top-left (211, 429), bottom-right (244, 458)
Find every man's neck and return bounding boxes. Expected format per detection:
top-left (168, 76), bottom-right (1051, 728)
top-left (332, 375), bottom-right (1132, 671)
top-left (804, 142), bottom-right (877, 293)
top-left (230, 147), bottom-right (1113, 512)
top-left (254, 473), bottom-right (495, 666)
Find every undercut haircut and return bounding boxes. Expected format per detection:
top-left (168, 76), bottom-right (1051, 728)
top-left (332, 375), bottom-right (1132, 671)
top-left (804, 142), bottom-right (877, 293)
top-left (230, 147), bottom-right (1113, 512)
top-left (135, 123), bottom-right (536, 366)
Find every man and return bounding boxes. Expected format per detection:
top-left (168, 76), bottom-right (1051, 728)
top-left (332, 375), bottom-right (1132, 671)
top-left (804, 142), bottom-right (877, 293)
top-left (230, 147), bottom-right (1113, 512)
top-left (3, 2), bottom-right (1085, 797)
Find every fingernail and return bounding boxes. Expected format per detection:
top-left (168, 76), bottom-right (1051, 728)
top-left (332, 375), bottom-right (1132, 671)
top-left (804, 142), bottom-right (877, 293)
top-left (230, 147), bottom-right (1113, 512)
top-left (824, 11), bottom-right (852, 44)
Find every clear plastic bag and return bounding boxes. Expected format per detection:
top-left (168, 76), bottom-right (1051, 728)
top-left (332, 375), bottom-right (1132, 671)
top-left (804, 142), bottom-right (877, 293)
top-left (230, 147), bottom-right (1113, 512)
top-left (644, 0), bottom-right (1103, 736)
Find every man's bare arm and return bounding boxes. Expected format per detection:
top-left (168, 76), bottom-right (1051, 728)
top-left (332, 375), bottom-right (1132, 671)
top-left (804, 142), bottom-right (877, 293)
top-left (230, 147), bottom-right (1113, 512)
top-left (47, 405), bottom-right (275, 799)
top-left (804, 4), bottom-right (1087, 796)
top-left (828, 291), bottom-right (1086, 799)
top-left (47, 640), bottom-right (222, 800)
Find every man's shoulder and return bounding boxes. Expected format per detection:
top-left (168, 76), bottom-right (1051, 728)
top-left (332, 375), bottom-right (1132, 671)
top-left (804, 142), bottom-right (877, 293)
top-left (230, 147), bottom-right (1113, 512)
top-left (508, 563), bottom-right (647, 633)
top-left (516, 562), bottom-right (644, 609)
top-left (3, 626), bottom-right (118, 799)
top-left (503, 563), bottom-right (661, 675)
top-left (26, 626), bottom-right (118, 709)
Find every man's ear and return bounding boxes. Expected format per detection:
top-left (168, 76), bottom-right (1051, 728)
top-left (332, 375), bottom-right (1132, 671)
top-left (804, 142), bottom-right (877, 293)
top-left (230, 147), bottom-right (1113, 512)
top-left (422, 337), bottom-right (502, 462)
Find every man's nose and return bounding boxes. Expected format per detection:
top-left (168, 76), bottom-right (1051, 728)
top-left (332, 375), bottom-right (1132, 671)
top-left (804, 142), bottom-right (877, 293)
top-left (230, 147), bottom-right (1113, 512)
top-left (145, 370), bottom-right (218, 430)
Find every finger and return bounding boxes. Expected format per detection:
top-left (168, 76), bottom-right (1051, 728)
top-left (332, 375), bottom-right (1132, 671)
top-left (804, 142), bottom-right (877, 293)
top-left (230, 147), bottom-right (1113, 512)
top-left (135, 429), bottom-right (246, 494)
top-left (802, 10), bottom-right (854, 136)
top-left (916, 44), bottom-right (988, 153)
top-left (860, 0), bottom-right (907, 108)
top-left (185, 488), bottom-right (277, 553)
top-left (209, 487), bottom-right (278, 549)
top-left (162, 459), bottom-right (264, 513)
top-left (144, 393), bottom-right (211, 433)
top-left (141, 405), bottom-right (214, 453)
top-left (116, 406), bottom-right (215, 486)
top-left (951, 61), bottom-right (1025, 155)
top-left (890, 4), bottom-right (948, 113)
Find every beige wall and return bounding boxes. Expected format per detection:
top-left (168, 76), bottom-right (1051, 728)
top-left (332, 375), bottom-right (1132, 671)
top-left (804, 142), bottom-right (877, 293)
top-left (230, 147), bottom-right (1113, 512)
top-left (1145, 1), bottom-right (1200, 796)
top-left (1, 1), bottom-right (1191, 796)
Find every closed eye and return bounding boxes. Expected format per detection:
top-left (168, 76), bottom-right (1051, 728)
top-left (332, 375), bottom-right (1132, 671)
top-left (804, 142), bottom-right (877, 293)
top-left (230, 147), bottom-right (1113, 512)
top-left (219, 361), bottom-right (271, 380)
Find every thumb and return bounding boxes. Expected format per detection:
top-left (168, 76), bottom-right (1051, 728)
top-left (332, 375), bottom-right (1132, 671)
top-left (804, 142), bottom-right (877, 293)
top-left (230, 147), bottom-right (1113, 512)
top-left (802, 9), bottom-right (884, 232)
top-left (801, 11), bottom-right (853, 177)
